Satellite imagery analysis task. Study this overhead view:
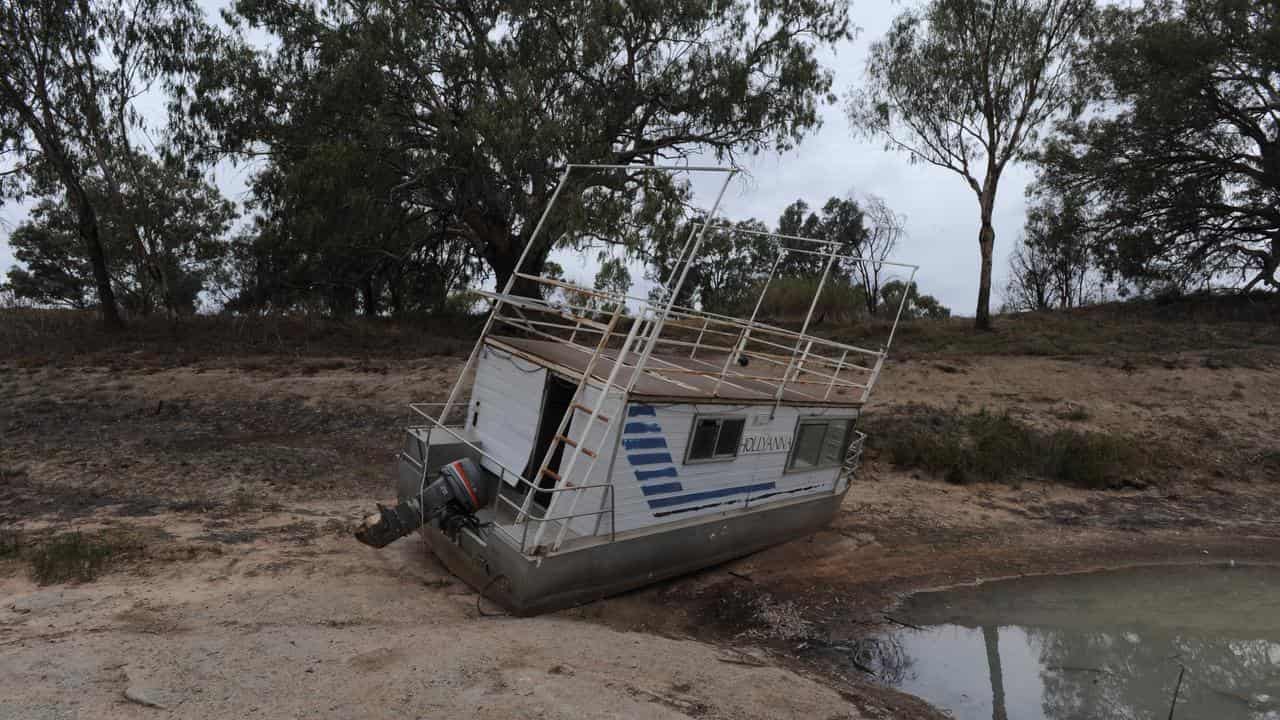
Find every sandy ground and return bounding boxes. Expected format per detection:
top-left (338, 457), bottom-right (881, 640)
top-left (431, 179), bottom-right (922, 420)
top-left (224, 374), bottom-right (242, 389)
top-left (0, 513), bottom-right (868, 720)
top-left (2, 348), bottom-right (1279, 718)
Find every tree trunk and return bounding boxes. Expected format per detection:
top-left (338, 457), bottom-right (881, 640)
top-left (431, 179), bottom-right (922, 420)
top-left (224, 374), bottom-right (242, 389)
top-left (73, 187), bottom-right (124, 330)
top-left (328, 286), bottom-right (357, 318)
top-left (389, 275), bottom-right (403, 317)
top-left (975, 184), bottom-right (997, 331)
top-left (361, 276), bottom-right (379, 318)
top-left (39, 135), bottom-right (124, 329)
top-left (486, 233), bottom-right (550, 299)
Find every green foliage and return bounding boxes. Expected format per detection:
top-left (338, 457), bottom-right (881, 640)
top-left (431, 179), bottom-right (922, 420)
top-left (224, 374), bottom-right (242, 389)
top-left (1004, 187), bottom-right (1106, 312)
top-left (592, 256), bottom-right (633, 316)
top-left (849, 0), bottom-right (1097, 327)
top-left (648, 218), bottom-right (775, 313)
top-left (751, 276), bottom-right (866, 323)
top-left (1036, 0), bottom-right (1280, 293)
top-left (190, 0), bottom-right (853, 304)
top-left (646, 195), bottom-right (906, 321)
top-left (870, 408), bottom-right (1144, 489)
top-left (880, 280), bottom-right (951, 320)
top-left (5, 218), bottom-right (96, 310)
top-left (5, 159), bottom-right (233, 315)
top-left (0, 0), bottom-right (221, 328)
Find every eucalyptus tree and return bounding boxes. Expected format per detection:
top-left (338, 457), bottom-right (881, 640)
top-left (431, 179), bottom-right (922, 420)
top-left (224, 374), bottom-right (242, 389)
top-left (645, 217), bottom-right (773, 313)
top-left (5, 158), bottom-right (234, 313)
top-left (195, 0), bottom-right (853, 302)
top-left (855, 194), bottom-right (905, 317)
top-left (776, 196), bottom-right (868, 278)
top-left (1004, 187), bottom-right (1097, 312)
top-left (1038, 0), bottom-right (1280, 293)
top-left (849, 0), bottom-right (1096, 329)
top-left (0, 0), bottom-right (219, 327)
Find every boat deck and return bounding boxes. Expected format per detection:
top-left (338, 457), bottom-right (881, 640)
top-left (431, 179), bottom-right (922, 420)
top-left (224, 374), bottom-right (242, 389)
top-left (490, 335), bottom-right (865, 406)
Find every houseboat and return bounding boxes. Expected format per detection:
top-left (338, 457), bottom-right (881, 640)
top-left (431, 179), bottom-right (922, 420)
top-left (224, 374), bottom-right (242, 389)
top-left (355, 164), bottom-right (918, 615)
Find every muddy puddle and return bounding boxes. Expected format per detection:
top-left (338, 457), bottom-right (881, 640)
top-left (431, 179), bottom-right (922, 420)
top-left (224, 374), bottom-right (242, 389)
top-left (848, 565), bottom-right (1280, 719)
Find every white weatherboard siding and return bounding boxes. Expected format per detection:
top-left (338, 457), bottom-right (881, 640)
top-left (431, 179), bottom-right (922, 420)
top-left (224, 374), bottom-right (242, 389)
top-left (467, 345), bottom-right (547, 481)
top-left (608, 403), bottom-right (859, 533)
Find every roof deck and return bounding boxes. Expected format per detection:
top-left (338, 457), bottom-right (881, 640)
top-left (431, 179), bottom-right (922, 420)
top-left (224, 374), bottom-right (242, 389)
top-left (491, 335), bottom-right (868, 406)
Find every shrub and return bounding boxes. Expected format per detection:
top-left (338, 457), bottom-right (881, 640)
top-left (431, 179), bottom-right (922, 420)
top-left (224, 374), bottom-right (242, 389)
top-left (27, 531), bottom-right (140, 585)
top-left (869, 407), bottom-right (1145, 489)
top-left (0, 530), bottom-right (20, 559)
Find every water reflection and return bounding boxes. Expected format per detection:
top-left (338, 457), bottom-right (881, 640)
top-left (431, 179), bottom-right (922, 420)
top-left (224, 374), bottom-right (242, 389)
top-left (867, 566), bottom-right (1280, 720)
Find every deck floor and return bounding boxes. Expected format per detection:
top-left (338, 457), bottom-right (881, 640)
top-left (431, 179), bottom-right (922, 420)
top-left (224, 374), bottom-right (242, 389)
top-left (490, 336), bottom-right (863, 406)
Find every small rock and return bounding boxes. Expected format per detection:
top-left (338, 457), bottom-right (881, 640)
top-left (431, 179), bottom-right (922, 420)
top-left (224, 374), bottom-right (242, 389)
top-left (123, 686), bottom-right (169, 710)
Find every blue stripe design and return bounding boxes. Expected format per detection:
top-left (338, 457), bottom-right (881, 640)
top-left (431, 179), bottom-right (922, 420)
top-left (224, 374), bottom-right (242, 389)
top-left (647, 482), bottom-right (777, 509)
top-left (622, 437), bottom-right (667, 450)
top-left (619, 405), bottom-right (761, 509)
top-left (628, 452), bottom-right (673, 466)
top-left (634, 467), bottom-right (679, 481)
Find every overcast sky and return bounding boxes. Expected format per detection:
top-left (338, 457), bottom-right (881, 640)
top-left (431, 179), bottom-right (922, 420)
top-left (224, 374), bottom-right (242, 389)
top-left (0, 2), bottom-right (1035, 316)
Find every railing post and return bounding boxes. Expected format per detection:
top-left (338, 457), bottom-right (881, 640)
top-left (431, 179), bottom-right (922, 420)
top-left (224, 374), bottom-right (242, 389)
top-left (824, 350), bottom-right (848, 400)
top-left (713, 246), bottom-right (784, 395)
top-left (627, 169), bottom-right (738, 389)
top-left (773, 247), bottom-right (838, 409)
top-left (690, 317), bottom-right (710, 359)
top-left (861, 354), bottom-right (885, 404)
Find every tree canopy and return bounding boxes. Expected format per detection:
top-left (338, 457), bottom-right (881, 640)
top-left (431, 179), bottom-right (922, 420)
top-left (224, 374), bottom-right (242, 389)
top-left (1, 0), bottom-right (219, 326)
top-left (849, 0), bottom-right (1096, 328)
top-left (1037, 0), bottom-right (1280, 292)
top-left (180, 0), bottom-right (853, 312)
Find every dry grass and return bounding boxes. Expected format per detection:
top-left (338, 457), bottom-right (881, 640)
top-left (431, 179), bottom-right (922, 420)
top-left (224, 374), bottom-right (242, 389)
top-left (0, 309), bottom-right (480, 363)
top-left (4, 292), bottom-right (1277, 366)
top-left (24, 530), bottom-right (148, 585)
top-left (822, 291), bottom-right (1280, 360)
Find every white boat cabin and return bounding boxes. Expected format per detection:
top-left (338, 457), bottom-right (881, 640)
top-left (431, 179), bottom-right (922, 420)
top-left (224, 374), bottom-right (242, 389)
top-left (464, 336), bottom-right (864, 539)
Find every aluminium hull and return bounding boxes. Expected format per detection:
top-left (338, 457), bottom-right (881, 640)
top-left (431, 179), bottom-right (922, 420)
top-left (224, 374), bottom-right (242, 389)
top-left (421, 489), bottom-right (847, 616)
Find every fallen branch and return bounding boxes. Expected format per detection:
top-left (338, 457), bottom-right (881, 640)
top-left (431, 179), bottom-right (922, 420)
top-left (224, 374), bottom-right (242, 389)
top-left (716, 651), bottom-right (768, 667)
top-left (883, 614), bottom-right (924, 631)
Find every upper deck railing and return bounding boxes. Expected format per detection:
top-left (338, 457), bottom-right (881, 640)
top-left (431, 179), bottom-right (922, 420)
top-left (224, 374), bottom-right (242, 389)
top-left (434, 164), bottom-right (918, 424)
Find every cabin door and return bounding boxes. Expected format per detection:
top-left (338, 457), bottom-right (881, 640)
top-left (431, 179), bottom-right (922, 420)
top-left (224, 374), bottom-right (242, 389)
top-left (524, 375), bottom-right (576, 509)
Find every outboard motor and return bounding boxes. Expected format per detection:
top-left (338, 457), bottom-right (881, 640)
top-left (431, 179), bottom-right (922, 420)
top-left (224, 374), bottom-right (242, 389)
top-left (355, 458), bottom-right (494, 549)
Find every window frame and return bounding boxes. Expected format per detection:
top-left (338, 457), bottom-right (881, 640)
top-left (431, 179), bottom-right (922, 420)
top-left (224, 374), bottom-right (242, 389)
top-left (683, 414), bottom-right (747, 465)
top-left (785, 415), bottom-right (857, 473)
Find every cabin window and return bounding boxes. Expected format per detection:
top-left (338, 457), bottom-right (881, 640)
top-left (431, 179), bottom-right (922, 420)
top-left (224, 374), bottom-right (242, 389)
top-left (685, 416), bottom-right (746, 463)
top-left (787, 418), bottom-right (854, 471)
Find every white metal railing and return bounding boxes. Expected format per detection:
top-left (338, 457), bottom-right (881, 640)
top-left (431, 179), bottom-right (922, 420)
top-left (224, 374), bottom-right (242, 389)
top-left (486, 275), bottom-right (884, 404)
top-left (407, 403), bottom-right (617, 555)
